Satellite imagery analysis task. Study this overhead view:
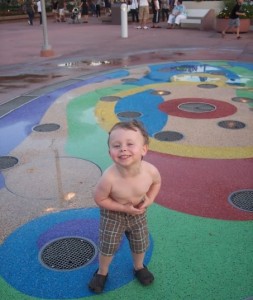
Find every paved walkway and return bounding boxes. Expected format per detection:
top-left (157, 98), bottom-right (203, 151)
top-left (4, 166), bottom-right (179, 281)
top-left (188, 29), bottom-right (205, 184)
top-left (0, 16), bottom-right (253, 300)
top-left (1, 16), bottom-right (253, 105)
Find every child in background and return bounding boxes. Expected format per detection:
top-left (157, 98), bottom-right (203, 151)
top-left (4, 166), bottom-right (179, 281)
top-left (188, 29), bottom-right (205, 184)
top-left (222, 0), bottom-right (246, 39)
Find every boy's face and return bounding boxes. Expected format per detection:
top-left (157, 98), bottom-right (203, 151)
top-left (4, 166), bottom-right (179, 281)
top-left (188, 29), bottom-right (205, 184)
top-left (108, 127), bottom-right (148, 166)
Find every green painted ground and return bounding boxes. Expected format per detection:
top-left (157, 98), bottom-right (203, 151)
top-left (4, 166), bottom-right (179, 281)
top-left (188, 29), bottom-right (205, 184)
top-left (1, 204), bottom-right (253, 300)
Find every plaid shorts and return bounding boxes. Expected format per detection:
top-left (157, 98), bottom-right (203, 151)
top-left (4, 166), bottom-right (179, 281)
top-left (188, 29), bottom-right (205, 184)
top-left (99, 209), bottom-right (149, 256)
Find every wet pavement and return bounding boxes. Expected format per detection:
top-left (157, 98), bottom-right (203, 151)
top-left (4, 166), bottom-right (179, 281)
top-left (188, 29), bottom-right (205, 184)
top-left (1, 16), bottom-right (253, 106)
top-left (0, 16), bottom-right (253, 300)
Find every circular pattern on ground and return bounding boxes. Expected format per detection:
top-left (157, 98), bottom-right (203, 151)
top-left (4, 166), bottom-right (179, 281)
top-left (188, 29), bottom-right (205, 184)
top-left (228, 190), bottom-right (253, 212)
top-left (4, 157), bottom-right (101, 202)
top-left (39, 237), bottom-right (97, 270)
top-left (33, 123), bottom-right (60, 132)
top-left (0, 208), bottom-right (153, 298)
top-left (158, 98), bottom-right (237, 119)
top-left (0, 156), bottom-right (18, 170)
top-left (0, 60), bottom-right (253, 300)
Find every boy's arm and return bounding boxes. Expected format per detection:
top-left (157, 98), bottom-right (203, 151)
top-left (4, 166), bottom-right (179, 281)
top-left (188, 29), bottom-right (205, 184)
top-left (94, 176), bottom-right (125, 212)
top-left (142, 167), bottom-right (161, 208)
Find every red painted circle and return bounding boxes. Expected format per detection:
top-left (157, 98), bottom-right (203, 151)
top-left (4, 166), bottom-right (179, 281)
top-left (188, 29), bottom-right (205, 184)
top-left (159, 98), bottom-right (237, 119)
top-left (147, 151), bottom-right (253, 221)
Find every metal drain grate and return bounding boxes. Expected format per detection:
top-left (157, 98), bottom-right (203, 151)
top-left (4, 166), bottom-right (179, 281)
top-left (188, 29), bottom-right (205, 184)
top-left (0, 156), bottom-right (18, 170)
top-left (33, 123), bottom-right (60, 132)
top-left (228, 190), bottom-right (253, 212)
top-left (121, 78), bottom-right (138, 83)
top-left (231, 97), bottom-right (253, 103)
top-left (100, 96), bottom-right (121, 102)
top-left (40, 237), bottom-right (97, 270)
top-left (218, 120), bottom-right (246, 129)
top-left (151, 90), bottom-right (171, 96)
top-left (154, 131), bottom-right (184, 142)
top-left (117, 111), bottom-right (142, 119)
top-left (179, 102), bottom-right (216, 113)
top-left (160, 65), bottom-right (197, 73)
top-left (197, 84), bottom-right (218, 89)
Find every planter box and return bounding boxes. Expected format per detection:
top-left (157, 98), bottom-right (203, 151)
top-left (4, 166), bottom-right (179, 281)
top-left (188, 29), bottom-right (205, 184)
top-left (215, 18), bottom-right (251, 33)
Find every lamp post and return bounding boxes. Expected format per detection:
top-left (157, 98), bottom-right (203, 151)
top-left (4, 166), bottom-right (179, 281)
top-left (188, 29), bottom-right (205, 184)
top-left (40, 0), bottom-right (54, 57)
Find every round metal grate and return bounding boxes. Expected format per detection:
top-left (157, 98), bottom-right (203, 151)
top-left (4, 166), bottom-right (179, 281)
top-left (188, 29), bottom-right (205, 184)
top-left (197, 84), bottom-right (218, 89)
top-left (228, 190), bottom-right (253, 212)
top-left (0, 156), bottom-right (18, 170)
top-left (231, 97), bottom-right (253, 103)
top-left (117, 111), bottom-right (142, 119)
top-left (154, 131), bottom-right (184, 141)
top-left (178, 102), bottom-right (216, 113)
top-left (151, 90), bottom-right (171, 96)
top-left (160, 65), bottom-right (197, 73)
top-left (218, 120), bottom-right (246, 129)
top-left (40, 237), bottom-right (97, 270)
top-left (100, 96), bottom-right (121, 102)
top-left (33, 123), bottom-right (60, 132)
top-left (121, 78), bottom-right (138, 83)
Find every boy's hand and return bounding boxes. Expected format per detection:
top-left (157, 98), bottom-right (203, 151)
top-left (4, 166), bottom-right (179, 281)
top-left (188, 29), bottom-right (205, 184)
top-left (134, 197), bottom-right (145, 209)
top-left (124, 202), bottom-right (146, 215)
top-left (133, 195), bottom-right (152, 210)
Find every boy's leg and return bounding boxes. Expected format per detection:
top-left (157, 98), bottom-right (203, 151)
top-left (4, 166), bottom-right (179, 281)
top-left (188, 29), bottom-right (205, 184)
top-left (98, 254), bottom-right (113, 275)
top-left (88, 254), bottom-right (113, 293)
top-left (128, 213), bottom-right (153, 285)
top-left (132, 251), bottom-right (154, 285)
top-left (132, 251), bottom-right (145, 270)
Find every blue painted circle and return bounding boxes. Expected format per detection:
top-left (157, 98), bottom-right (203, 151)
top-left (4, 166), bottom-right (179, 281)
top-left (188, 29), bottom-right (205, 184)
top-left (0, 208), bottom-right (153, 298)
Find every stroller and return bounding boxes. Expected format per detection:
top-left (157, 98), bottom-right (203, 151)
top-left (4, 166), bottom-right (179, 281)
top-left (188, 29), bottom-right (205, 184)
top-left (69, 7), bottom-right (81, 23)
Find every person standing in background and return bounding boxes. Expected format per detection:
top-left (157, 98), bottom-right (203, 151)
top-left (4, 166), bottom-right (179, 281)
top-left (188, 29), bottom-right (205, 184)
top-left (151, 0), bottom-right (161, 28)
top-left (80, 0), bottom-right (89, 23)
top-left (130, 0), bottom-right (139, 23)
top-left (52, 0), bottom-right (59, 22)
top-left (161, 0), bottom-right (169, 22)
top-left (58, 0), bottom-right (66, 22)
top-left (37, 0), bottom-right (42, 25)
top-left (25, 0), bottom-right (35, 25)
top-left (136, 0), bottom-right (149, 29)
top-left (104, 0), bottom-right (111, 16)
top-left (95, 0), bottom-right (101, 18)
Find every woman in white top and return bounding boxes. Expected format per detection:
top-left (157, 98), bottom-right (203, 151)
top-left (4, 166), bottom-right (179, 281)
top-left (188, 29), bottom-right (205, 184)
top-left (37, 0), bottom-right (42, 24)
top-left (167, 0), bottom-right (187, 28)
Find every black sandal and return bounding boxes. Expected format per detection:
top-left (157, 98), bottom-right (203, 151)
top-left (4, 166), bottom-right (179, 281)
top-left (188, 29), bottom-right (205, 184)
top-left (134, 266), bottom-right (154, 286)
top-left (88, 270), bottom-right (108, 293)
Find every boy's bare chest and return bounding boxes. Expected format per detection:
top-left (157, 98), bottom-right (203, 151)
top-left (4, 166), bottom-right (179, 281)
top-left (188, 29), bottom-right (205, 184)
top-left (110, 175), bottom-right (152, 202)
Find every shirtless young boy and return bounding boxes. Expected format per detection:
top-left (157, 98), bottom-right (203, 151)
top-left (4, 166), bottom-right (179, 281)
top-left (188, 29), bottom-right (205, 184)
top-left (88, 120), bottom-right (161, 293)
